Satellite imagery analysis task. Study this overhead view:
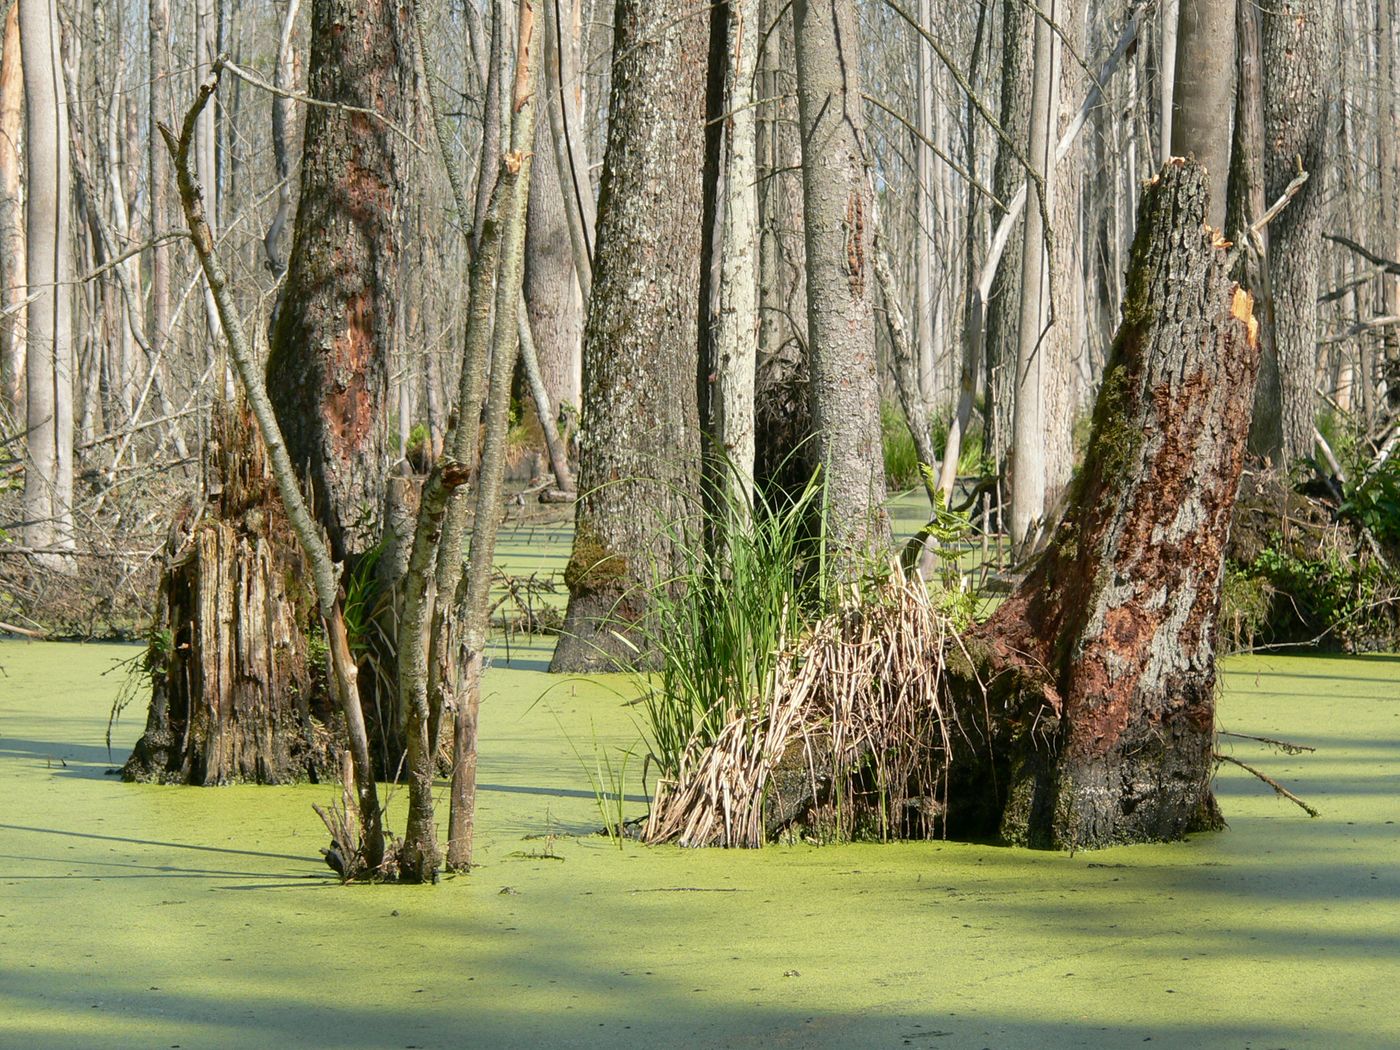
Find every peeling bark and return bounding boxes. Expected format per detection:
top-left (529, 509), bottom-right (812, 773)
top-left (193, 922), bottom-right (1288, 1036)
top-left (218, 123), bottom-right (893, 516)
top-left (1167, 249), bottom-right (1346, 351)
top-left (266, 0), bottom-right (407, 561)
top-left (977, 161), bottom-right (1260, 847)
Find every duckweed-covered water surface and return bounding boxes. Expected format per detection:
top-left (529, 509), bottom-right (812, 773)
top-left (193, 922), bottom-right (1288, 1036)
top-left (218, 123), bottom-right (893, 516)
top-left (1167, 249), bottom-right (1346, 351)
top-left (2, 635), bottom-right (1397, 1049)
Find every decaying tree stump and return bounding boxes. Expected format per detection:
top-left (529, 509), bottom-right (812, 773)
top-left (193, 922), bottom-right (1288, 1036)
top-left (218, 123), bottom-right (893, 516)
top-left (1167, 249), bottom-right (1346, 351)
top-left (124, 401), bottom-right (333, 784)
top-left (968, 158), bottom-right (1261, 847)
top-left (647, 159), bottom-right (1261, 851)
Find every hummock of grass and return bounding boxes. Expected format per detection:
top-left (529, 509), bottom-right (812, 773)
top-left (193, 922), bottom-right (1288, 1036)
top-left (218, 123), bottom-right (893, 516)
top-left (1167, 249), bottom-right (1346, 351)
top-left (2, 633), bottom-right (1398, 1049)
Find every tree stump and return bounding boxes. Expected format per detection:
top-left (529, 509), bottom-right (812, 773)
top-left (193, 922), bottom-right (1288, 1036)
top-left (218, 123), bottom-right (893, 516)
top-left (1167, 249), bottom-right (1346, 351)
top-left (966, 158), bottom-right (1261, 847)
top-left (124, 401), bottom-right (333, 784)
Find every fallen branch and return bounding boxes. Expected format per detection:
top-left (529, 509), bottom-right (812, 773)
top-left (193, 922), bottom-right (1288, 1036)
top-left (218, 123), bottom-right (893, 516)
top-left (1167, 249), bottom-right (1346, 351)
top-left (1215, 753), bottom-right (1320, 817)
top-left (1217, 731), bottom-right (1315, 755)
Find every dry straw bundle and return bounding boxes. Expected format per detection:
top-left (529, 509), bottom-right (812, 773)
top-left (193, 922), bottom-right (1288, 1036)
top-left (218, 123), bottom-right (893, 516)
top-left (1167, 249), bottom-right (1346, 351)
top-left (644, 571), bottom-right (975, 847)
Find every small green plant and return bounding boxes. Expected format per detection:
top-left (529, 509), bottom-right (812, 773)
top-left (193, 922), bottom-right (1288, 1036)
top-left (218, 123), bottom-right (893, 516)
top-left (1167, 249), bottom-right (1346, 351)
top-left (881, 402), bottom-right (920, 491)
top-left (567, 722), bottom-right (639, 847)
top-left (641, 467), bottom-right (831, 784)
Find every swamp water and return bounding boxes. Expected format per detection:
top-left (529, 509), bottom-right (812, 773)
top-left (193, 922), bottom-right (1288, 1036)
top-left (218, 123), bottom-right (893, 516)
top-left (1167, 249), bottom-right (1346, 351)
top-left (2, 508), bottom-right (1398, 1048)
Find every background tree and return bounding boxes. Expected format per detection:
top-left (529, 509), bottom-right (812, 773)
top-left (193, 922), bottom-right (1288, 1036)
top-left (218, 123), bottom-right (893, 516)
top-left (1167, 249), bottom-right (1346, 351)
top-left (18, 0), bottom-right (74, 562)
top-left (551, 0), bottom-right (708, 673)
top-left (0, 0), bottom-right (25, 413)
top-left (266, 0), bottom-right (408, 562)
top-left (793, 0), bottom-right (889, 568)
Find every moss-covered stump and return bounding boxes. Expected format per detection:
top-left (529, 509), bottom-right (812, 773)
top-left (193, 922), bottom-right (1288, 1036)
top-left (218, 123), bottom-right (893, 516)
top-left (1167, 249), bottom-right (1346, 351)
top-left (124, 401), bottom-right (333, 784)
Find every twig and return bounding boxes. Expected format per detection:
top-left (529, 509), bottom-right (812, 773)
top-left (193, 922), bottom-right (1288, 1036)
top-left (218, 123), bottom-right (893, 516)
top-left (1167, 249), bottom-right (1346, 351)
top-left (1324, 232), bottom-right (1400, 275)
top-left (1252, 169), bottom-right (1309, 233)
top-left (221, 56), bottom-right (424, 154)
top-left (1215, 753), bottom-right (1320, 817)
top-left (1217, 731), bottom-right (1315, 755)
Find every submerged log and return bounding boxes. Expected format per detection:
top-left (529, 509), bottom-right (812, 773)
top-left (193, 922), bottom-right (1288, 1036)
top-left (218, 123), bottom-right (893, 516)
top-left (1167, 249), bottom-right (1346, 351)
top-left (124, 401), bottom-right (332, 784)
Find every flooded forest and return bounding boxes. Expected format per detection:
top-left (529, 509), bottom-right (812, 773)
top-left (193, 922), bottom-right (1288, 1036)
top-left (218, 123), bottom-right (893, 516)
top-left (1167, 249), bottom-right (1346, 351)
top-left (1, 0), bottom-right (1397, 1047)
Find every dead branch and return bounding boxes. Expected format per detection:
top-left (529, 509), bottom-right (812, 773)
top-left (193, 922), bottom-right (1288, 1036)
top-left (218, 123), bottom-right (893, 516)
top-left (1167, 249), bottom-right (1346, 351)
top-left (1215, 753), bottom-right (1320, 817)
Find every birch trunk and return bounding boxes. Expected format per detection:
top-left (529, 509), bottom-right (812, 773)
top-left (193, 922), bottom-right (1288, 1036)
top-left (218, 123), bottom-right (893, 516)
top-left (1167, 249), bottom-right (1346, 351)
top-left (19, 0), bottom-right (74, 560)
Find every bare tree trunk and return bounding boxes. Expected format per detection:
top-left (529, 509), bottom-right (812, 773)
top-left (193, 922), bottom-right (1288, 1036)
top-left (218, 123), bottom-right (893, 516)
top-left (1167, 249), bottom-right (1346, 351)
top-left (550, 0), bottom-right (707, 673)
top-left (984, 160), bottom-right (1258, 847)
top-left (753, 0), bottom-right (810, 498)
top-left (792, 0), bottom-right (889, 570)
top-left (985, 0), bottom-right (1032, 478)
top-left (0, 0), bottom-right (25, 413)
top-left (524, 86), bottom-right (582, 417)
top-left (1251, 0), bottom-right (1334, 462)
top-left (261, 0), bottom-right (299, 277)
top-left (913, 0), bottom-right (934, 407)
top-left (1379, 0), bottom-right (1398, 407)
top-left (1009, 0), bottom-right (1060, 549)
top-left (19, 0), bottom-right (74, 561)
top-left (711, 0), bottom-right (760, 509)
top-left (1170, 0), bottom-right (1236, 230)
top-left (1159, 0), bottom-right (1179, 166)
top-left (266, 0), bottom-right (406, 562)
top-left (147, 0), bottom-right (170, 367)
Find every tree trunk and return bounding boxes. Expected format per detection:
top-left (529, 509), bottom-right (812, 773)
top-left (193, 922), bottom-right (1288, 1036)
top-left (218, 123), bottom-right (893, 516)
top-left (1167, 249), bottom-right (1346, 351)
top-left (266, 0), bottom-right (406, 562)
top-left (0, 0), bottom-right (25, 413)
top-left (792, 0), bottom-right (888, 570)
top-left (524, 97), bottom-right (582, 419)
top-left (550, 0), bottom-right (707, 673)
top-left (19, 0), bottom-right (74, 561)
top-left (711, 0), bottom-right (760, 510)
top-left (147, 0), bottom-right (170, 373)
top-left (753, 0), bottom-right (810, 499)
top-left (1170, 0), bottom-right (1235, 230)
top-left (124, 403), bottom-right (329, 785)
top-left (1009, 0), bottom-right (1059, 549)
top-left (1249, 0), bottom-right (1334, 463)
top-left (978, 160), bottom-right (1258, 847)
top-left (985, 0), bottom-right (1032, 478)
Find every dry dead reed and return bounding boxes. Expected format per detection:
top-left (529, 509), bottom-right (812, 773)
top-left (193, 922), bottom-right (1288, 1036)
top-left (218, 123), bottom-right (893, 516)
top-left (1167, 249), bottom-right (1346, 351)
top-left (644, 571), bottom-right (973, 847)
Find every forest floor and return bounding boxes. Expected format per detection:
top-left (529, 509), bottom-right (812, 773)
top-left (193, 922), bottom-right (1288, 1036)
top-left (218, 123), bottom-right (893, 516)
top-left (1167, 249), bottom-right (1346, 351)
top-left (2, 508), bottom-right (1398, 1048)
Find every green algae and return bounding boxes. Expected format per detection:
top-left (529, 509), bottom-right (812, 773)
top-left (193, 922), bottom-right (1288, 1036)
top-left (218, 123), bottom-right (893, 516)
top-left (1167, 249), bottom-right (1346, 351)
top-left (3, 639), bottom-right (1398, 1049)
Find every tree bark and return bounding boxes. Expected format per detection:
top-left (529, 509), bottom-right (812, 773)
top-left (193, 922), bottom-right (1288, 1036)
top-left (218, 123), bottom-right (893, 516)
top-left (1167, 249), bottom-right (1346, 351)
top-left (266, 0), bottom-right (406, 561)
top-left (19, 0), bottom-right (75, 561)
top-left (524, 95), bottom-right (582, 418)
top-left (711, 0), bottom-right (760, 511)
top-left (0, 0), bottom-right (25, 412)
top-left (753, 0), bottom-right (810, 499)
top-left (985, 0), bottom-right (1032, 477)
top-left (1009, 0), bottom-right (1059, 549)
top-left (979, 160), bottom-right (1258, 847)
top-left (1170, 0), bottom-right (1235, 230)
top-left (147, 0), bottom-right (170, 374)
top-left (792, 0), bottom-right (889, 571)
top-left (124, 403), bottom-right (328, 786)
top-left (1249, 0), bottom-right (1334, 462)
top-left (551, 0), bottom-right (707, 673)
